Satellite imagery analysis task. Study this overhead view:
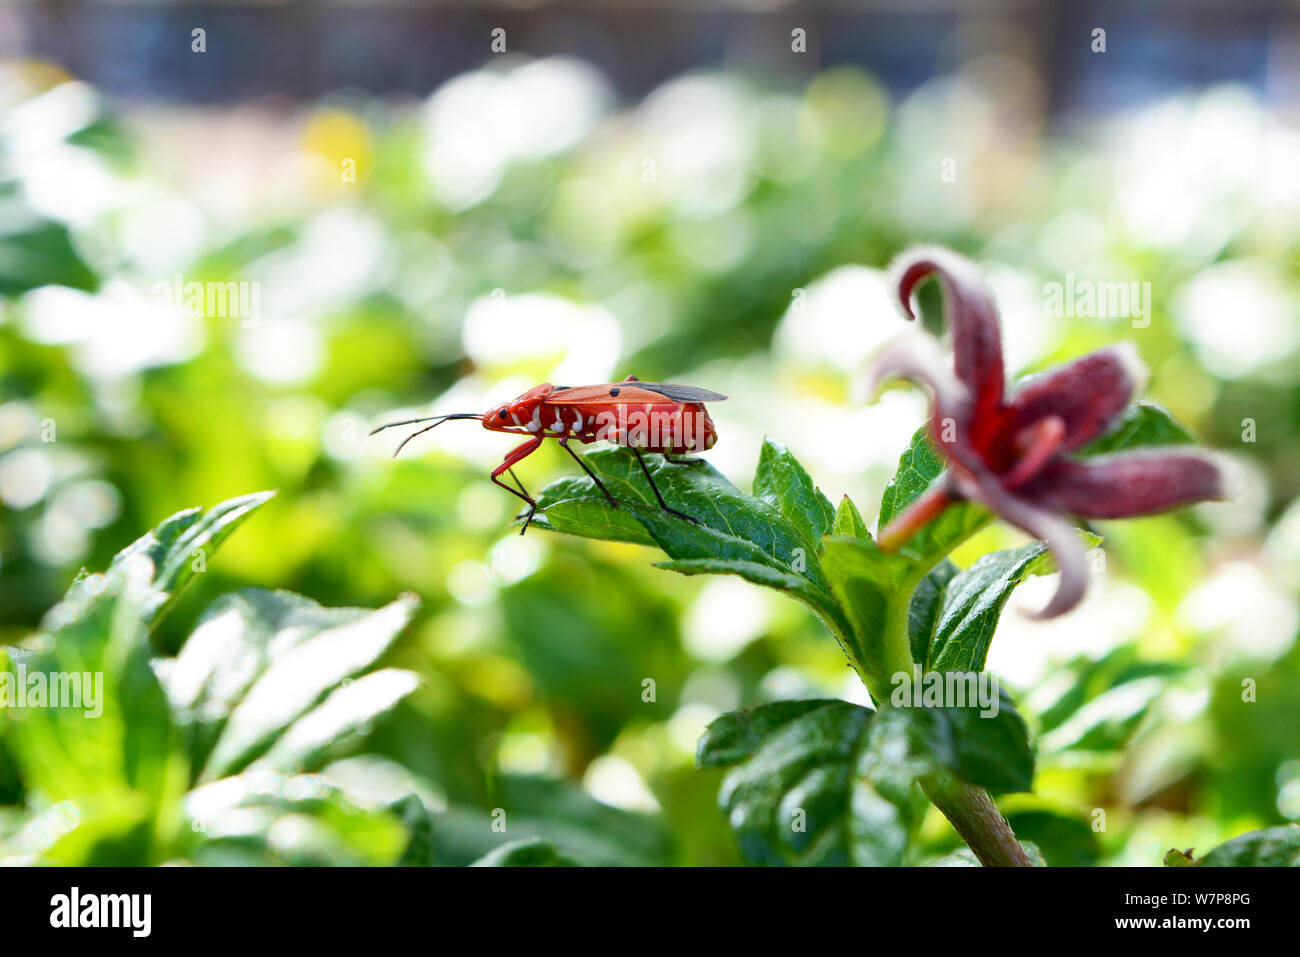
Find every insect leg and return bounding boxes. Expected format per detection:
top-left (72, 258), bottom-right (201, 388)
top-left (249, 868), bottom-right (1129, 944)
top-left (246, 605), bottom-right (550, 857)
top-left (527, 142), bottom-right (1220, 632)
top-left (491, 437), bottom-right (545, 534)
top-left (507, 468), bottom-right (530, 498)
top-left (558, 437), bottom-right (619, 508)
top-left (663, 453), bottom-right (704, 466)
top-left (632, 448), bottom-right (698, 525)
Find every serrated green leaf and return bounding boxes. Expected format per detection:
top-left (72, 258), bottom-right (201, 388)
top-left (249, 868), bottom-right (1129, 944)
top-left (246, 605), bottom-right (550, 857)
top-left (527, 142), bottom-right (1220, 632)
top-left (529, 495), bottom-right (657, 547)
top-left (533, 447), bottom-right (829, 591)
top-left (877, 427), bottom-right (990, 565)
top-left (697, 699), bottom-right (837, 768)
top-left (1197, 825), bottom-right (1300, 867)
top-left (753, 439), bottom-right (836, 551)
top-left (160, 588), bottom-right (418, 781)
top-left (885, 682), bottom-right (1035, 793)
top-left (1078, 402), bottom-right (1198, 456)
top-left (471, 838), bottom-right (581, 867)
top-left (926, 542), bottom-right (1051, 673)
top-left (698, 700), bottom-right (918, 866)
top-left (907, 560), bottom-right (957, 670)
top-left (43, 490), bottom-right (275, 634)
top-left (832, 495), bottom-right (870, 538)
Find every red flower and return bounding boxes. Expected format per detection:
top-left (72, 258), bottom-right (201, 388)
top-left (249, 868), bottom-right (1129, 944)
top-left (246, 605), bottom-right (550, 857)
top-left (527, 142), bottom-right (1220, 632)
top-left (867, 247), bottom-right (1225, 618)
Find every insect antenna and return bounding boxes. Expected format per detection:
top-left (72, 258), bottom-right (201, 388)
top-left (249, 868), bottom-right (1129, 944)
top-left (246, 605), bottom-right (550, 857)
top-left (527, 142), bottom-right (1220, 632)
top-left (369, 413), bottom-right (481, 457)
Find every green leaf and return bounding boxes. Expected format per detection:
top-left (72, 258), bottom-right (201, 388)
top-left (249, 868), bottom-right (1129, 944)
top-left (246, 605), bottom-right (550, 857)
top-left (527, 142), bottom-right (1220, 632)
top-left (882, 683), bottom-right (1035, 793)
top-left (906, 560), bottom-right (957, 670)
top-left (1195, 825), bottom-right (1300, 867)
top-left (44, 490), bottom-right (275, 634)
top-left (387, 792), bottom-right (438, 866)
top-left (753, 438), bottom-right (836, 551)
top-left (819, 536), bottom-right (916, 698)
top-left (0, 187), bottom-right (99, 296)
top-left (1164, 847), bottom-right (1196, 867)
top-left (925, 543), bottom-right (1051, 673)
top-left (537, 448), bottom-right (824, 577)
top-left (471, 838), bottom-right (581, 867)
top-left (1078, 402), bottom-right (1198, 456)
top-left (1037, 677), bottom-right (1166, 754)
top-left (696, 699), bottom-right (835, 768)
top-left (1002, 805), bottom-right (1101, 866)
top-left (182, 772), bottom-right (409, 866)
top-left (531, 447), bottom-right (851, 651)
top-left (5, 556), bottom-right (186, 863)
top-left (877, 427), bottom-right (990, 566)
top-left (832, 495), bottom-right (870, 538)
top-left (431, 774), bottom-right (672, 867)
top-left (248, 669), bottom-right (420, 774)
top-left (160, 588), bottom-right (418, 781)
top-left (697, 700), bottom-right (919, 866)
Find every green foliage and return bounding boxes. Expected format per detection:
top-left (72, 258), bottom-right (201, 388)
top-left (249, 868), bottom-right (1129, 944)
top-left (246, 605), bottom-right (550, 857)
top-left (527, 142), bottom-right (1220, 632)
top-left (532, 443), bottom-right (853, 658)
top-left (470, 838), bottom-right (581, 867)
top-left (0, 186), bottom-right (99, 296)
top-left (697, 701), bottom-right (919, 866)
top-left (876, 428), bottom-right (991, 566)
top-left (1195, 826), bottom-right (1300, 867)
top-left (431, 774), bottom-right (671, 867)
top-left (0, 68), bottom-right (1278, 870)
top-left (888, 683), bottom-right (1035, 794)
top-left (1077, 403), bottom-right (1200, 457)
top-left (1, 494), bottom-right (418, 865)
top-left (532, 404), bottom-right (1208, 865)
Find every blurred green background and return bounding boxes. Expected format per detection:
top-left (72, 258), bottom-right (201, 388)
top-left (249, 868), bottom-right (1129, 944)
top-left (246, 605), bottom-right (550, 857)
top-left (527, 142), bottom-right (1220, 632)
top-left (1, 3), bottom-right (1299, 865)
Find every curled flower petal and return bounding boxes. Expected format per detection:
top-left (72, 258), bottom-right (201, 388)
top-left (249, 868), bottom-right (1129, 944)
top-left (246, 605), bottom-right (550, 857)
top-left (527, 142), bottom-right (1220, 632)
top-left (892, 246), bottom-right (1005, 414)
top-left (863, 333), bottom-right (970, 422)
top-left (1007, 344), bottom-right (1147, 450)
top-left (1028, 450), bottom-right (1227, 519)
top-left (954, 469), bottom-right (1091, 619)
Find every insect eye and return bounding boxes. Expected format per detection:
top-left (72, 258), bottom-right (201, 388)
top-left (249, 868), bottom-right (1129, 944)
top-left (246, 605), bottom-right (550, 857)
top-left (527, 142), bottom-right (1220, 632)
top-left (498, 410), bottom-right (508, 420)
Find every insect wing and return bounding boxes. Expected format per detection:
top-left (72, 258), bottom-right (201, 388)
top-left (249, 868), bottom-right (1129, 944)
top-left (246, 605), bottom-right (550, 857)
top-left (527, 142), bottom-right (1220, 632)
top-left (545, 384), bottom-right (679, 407)
top-left (630, 382), bottom-right (729, 403)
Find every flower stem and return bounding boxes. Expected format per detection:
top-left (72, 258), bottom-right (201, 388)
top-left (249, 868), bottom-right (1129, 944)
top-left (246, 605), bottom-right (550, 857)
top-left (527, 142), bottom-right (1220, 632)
top-left (867, 549), bottom-right (1033, 867)
top-left (920, 772), bottom-right (1034, 867)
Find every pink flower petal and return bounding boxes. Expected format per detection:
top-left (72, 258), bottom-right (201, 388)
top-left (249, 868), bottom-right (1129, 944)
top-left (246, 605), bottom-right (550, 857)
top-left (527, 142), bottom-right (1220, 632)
top-left (953, 468), bottom-right (1091, 619)
top-left (892, 247), bottom-right (1005, 414)
top-left (1007, 344), bottom-right (1146, 450)
top-left (1031, 450), bottom-right (1226, 519)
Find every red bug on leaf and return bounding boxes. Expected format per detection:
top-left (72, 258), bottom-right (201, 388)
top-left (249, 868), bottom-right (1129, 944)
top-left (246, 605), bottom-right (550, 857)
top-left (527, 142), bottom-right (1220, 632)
top-left (371, 376), bottom-right (728, 533)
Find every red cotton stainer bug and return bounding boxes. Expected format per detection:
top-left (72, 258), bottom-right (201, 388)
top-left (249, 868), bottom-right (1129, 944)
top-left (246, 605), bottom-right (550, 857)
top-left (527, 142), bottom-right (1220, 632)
top-left (370, 376), bottom-right (728, 534)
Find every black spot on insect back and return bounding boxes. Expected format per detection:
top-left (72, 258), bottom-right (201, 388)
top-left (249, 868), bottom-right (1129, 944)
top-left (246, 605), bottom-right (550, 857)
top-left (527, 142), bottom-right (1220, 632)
top-left (609, 388), bottom-right (621, 396)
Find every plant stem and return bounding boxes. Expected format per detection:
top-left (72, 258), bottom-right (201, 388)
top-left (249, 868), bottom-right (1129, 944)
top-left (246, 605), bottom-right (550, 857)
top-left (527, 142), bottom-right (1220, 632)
top-left (920, 773), bottom-right (1034, 867)
top-left (868, 550), bottom-right (1033, 867)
